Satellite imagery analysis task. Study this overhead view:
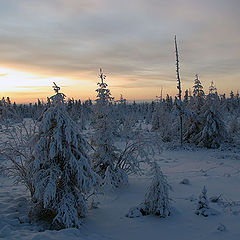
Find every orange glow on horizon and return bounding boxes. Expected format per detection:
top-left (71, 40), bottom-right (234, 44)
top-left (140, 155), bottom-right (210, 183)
top-left (0, 67), bottom-right (171, 103)
top-left (0, 66), bottom-right (239, 104)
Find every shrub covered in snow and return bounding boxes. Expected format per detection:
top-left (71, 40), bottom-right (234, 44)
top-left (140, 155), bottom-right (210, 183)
top-left (195, 186), bottom-right (219, 217)
top-left (151, 102), bottom-right (174, 142)
top-left (125, 204), bottom-right (147, 218)
top-left (179, 178), bottom-right (190, 185)
top-left (102, 165), bottom-right (128, 192)
top-left (126, 162), bottom-right (171, 218)
top-left (217, 223), bottom-right (226, 232)
top-left (143, 162), bottom-right (171, 217)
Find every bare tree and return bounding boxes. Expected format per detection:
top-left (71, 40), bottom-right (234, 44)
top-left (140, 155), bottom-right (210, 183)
top-left (0, 105), bottom-right (38, 197)
top-left (174, 35), bottom-right (183, 145)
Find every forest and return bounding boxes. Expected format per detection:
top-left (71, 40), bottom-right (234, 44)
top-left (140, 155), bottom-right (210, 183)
top-left (0, 68), bottom-right (240, 240)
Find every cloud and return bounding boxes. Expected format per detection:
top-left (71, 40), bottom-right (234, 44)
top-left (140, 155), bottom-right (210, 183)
top-left (0, 0), bottom-right (239, 96)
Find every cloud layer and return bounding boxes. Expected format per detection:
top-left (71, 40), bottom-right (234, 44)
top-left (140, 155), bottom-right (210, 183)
top-left (0, 0), bottom-right (239, 100)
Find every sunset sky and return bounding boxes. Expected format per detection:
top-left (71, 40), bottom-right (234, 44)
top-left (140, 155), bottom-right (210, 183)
top-left (0, 0), bottom-right (239, 103)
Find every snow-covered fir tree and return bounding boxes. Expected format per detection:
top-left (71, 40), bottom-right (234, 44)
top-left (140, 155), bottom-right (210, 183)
top-left (114, 94), bottom-right (128, 128)
top-left (151, 105), bottom-right (161, 132)
top-left (92, 69), bottom-right (128, 189)
top-left (165, 94), bottom-right (173, 111)
top-left (30, 83), bottom-right (99, 229)
top-left (195, 94), bottom-right (226, 148)
top-left (183, 89), bottom-right (189, 105)
top-left (195, 186), bottom-right (210, 217)
top-left (95, 68), bottom-right (114, 105)
top-left (193, 74), bottom-right (205, 97)
top-left (184, 75), bottom-right (205, 144)
top-left (209, 81), bottom-right (217, 95)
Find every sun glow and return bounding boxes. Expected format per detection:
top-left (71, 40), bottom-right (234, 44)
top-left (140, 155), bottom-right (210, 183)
top-left (0, 67), bottom-right (75, 103)
top-left (0, 67), bottom-right (166, 104)
top-left (0, 67), bottom-right (73, 92)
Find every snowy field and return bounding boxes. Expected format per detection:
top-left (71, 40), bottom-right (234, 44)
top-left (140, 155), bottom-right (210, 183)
top-left (1, 146), bottom-right (240, 240)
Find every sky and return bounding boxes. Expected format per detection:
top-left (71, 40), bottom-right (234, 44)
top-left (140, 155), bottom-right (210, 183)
top-left (0, 0), bottom-right (239, 103)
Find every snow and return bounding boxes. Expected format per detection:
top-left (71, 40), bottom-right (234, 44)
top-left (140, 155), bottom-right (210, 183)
top-left (1, 146), bottom-right (240, 239)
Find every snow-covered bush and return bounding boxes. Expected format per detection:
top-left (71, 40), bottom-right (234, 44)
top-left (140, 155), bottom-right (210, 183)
top-left (195, 186), bottom-right (219, 217)
top-left (29, 83), bottom-right (99, 229)
top-left (217, 223), bottom-right (226, 232)
top-left (228, 116), bottom-right (240, 144)
top-left (143, 162), bottom-right (171, 217)
top-left (179, 178), bottom-right (190, 185)
top-left (126, 206), bottom-right (145, 218)
top-left (126, 162), bottom-right (171, 218)
top-left (0, 105), bottom-right (38, 197)
top-left (151, 102), bottom-right (174, 142)
top-left (102, 165), bottom-right (128, 192)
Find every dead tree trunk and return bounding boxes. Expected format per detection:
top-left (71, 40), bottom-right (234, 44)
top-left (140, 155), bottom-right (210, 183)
top-left (174, 35), bottom-right (183, 146)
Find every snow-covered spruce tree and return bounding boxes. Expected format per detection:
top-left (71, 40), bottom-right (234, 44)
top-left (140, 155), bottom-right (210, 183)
top-left (113, 94), bottom-right (128, 129)
top-left (95, 69), bottom-right (114, 105)
top-left (195, 186), bottom-right (209, 217)
top-left (91, 69), bottom-right (128, 189)
top-left (195, 94), bottom-right (226, 148)
top-left (183, 75), bottom-right (205, 144)
top-left (183, 89), bottom-right (189, 106)
top-left (151, 104), bottom-right (161, 132)
top-left (30, 83), bottom-right (99, 229)
top-left (126, 162), bottom-right (171, 218)
top-left (209, 81), bottom-right (217, 95)
top-left (225, 91), bottom-right (240, 114)
top-left (193, 74), bottom-right (205, 97)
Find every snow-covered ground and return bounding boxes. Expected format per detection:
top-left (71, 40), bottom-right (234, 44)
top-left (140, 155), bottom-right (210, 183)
top-left (1, 148), bottom-right (240, 240)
